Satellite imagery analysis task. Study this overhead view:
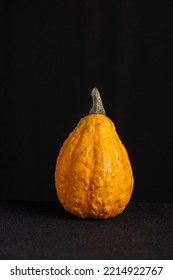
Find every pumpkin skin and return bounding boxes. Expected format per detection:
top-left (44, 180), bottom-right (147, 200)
top-left (55, 88), bottom-right (134, 219)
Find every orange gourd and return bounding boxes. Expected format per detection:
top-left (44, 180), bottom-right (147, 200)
top-left (55, 88), bottom-right (134, 219)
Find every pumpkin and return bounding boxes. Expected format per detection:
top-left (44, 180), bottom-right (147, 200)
top-left (55, 88), bottom-right (134, 219)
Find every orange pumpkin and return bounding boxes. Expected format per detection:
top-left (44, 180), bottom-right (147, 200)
top-left (55, 88), bottom-right (134, 219)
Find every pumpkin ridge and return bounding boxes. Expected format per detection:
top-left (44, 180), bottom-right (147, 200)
top-left (85, 115), bottom-right (97, 217)
top-left (87, 115), bottom-right (108, 217)
top-left (67, 118), bottom-right (89, 165)
top-left (65, 116), bottom-right (94, 216)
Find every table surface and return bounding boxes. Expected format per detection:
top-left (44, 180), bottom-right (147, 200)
top-left (0, 200), bottom-right (173, 260)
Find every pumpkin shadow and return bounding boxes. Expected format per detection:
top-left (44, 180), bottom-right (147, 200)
top-left (0, 200), bottom-right (77, 220)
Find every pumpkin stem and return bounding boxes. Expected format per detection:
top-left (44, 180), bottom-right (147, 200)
top-left (89, 87), bottom-right (106, 115)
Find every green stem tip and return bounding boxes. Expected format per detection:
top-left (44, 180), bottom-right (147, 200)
top-left (89, 87), bottom-right (106, 115)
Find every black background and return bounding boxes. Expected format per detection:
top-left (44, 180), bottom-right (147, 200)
top-left (1, 0), bottom-right (173, 202)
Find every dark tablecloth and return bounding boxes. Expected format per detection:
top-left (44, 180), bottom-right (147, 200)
top-left (0, 201), bottom-right (173, 260)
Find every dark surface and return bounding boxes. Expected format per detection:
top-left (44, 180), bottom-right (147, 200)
top-left (0, 201), bottom-right (173, 260)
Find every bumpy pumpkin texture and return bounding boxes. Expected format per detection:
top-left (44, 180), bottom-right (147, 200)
top-left (55, 88), bottom-right (134, 219)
